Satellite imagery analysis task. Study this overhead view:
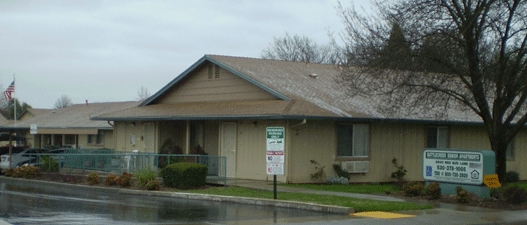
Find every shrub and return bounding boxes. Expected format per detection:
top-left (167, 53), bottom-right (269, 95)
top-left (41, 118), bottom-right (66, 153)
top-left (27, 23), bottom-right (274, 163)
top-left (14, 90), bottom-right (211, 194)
top-left (2, 168), bottom-right (15, 177)
top-left (502, 186), bottom-right (527, 204)
top-left (14, 166), bottom-right (40, 179)
top-left (157, 139), bottom-right (184, 168)
top-left (10, 166), bottom-right (41, 179)
top-left (87, 172), bottom-right (99, 185)
top-left (117, 172), bottom-right (134, 188)
top-left (390, 158), bottom-right (407, 185)
top-left (41, 156), bottom-right (59, 172)
top-left (403, 181), bottom-right (424, 197)
top-left (105, 174), bottom-right (118, 186)
top-left (145, 180), bottom-right (161, 191)
top-left (161, 162), bottom-right (208, 189)
top-left (505, 171), bottom-right (520, 183)
top-left (332, 163), bottom-right (348, 179)
top-left (309, 160), bottom-right (326, 181)
top-left (135, 168), bottom-right (158, 187)
top-left (456, 186), bottom-right (469, 203)
top-left (425, 182), bottom-right (441, 200)
top-left (190, 144), bottom-right (207, 155)
top-left (327, 175), bottom-right (349, 185)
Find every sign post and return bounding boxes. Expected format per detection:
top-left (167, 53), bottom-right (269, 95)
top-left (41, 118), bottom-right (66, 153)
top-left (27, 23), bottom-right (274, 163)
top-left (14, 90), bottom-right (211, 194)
top-left (266, 127), bottom-right (285, 199)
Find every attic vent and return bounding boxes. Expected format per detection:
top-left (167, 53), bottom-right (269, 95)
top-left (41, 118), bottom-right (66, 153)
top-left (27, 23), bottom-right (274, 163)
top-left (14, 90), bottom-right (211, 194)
top-left (208, 65), bottom-right (213, 79)
top-left (214, 65), bottom-right (220, 78)
top-left (309, 73), bottom-right (318, 78)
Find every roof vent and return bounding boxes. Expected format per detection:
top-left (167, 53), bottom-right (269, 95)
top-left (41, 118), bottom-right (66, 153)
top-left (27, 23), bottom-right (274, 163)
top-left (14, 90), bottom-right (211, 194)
top-left (309, 73), bottom-right (318, 78)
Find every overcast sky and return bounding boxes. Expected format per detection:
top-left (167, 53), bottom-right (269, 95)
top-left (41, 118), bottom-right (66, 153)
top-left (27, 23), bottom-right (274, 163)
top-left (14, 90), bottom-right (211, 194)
top-left (0, 0), bottom-right (370, 108)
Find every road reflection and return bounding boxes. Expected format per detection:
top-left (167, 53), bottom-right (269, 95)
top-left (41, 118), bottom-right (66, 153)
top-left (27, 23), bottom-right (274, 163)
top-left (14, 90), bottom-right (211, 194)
top-left (0, 178), bottom-right (350, 224)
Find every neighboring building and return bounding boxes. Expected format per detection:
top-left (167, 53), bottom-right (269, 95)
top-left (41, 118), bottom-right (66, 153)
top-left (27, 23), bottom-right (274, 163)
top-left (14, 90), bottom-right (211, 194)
top-left (2, 101), bottom-right (138, 149)
top-left (18, 108), bottom-right (54, 122)
top-left (87, 55), bottom-right (524, 183)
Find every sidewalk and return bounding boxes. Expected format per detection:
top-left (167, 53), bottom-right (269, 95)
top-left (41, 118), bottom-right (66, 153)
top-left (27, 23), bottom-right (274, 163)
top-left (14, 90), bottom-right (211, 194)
top-left (228, 179), bottom-right (527, 225)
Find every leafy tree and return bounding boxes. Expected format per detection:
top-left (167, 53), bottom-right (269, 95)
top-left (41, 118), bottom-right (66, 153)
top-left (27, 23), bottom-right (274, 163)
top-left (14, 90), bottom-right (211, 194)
top-left (2, 98), bottom-right (31, 120)
top-left (261, 33), bottom-right (343, 64)
top-left (54, 95), bottom-right (73, 109)
top-left (337, 0), bottom-right (527, 182)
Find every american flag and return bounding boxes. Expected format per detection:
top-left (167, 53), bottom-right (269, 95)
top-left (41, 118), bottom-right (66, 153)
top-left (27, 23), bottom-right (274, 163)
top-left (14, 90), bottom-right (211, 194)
top-left (4, 81), bottom-right (14, 101)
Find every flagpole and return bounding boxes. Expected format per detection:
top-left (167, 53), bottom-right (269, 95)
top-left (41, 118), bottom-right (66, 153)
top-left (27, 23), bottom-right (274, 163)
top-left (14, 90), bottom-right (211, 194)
top-left (13, 74), bottom-right (16, 127)
top-left (13, 74), bottom-right (16, 147)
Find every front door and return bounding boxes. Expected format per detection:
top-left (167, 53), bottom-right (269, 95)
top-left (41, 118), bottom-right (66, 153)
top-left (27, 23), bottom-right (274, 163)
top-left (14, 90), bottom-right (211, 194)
top-left (220, 122), bottom-right (237, 178)
top-left (143, 122), bottom-right (155, 153)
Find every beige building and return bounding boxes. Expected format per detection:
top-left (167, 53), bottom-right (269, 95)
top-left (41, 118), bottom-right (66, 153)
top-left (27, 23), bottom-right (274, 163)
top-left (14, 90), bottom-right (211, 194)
top-left (4, 101), bottom-right (138, 149)
top-left (87, 55), bottom-right (524, 183)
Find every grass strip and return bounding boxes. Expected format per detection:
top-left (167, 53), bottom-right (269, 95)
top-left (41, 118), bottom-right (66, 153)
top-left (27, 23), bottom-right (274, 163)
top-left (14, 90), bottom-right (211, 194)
top-left (280, 183), bottom-right (400, 194)
top-left (181, 186), bottom-right (432, 212)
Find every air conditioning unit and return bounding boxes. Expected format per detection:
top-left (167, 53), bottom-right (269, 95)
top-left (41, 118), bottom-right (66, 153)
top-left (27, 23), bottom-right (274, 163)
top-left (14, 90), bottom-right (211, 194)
top-left (341, 161), bottom-right (369, 173)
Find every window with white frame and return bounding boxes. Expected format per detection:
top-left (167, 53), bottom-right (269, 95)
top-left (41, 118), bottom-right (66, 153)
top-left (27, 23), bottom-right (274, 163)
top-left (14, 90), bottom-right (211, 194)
top-left (426, 126), bottom-right (449, 148)
top-left (337, 124), bottom-right (370, 157)
top-left (88, 131), bottom-right (104, 145)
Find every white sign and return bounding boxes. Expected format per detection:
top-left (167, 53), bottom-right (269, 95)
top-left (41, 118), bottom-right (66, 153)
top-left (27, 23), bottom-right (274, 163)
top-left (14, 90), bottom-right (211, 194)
top-left (266, 127), bottom-right (284, 151)
top-left (30, 124), bottom-right (38, 134)
top-left (266, 127), bottom-right (285, 175)
top-left (423, 149), bottom-right (484, 185)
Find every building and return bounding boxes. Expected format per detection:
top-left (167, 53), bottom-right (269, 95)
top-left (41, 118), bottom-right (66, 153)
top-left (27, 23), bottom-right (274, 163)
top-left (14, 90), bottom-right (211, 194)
top-left (88, 55), bottom-right (525, 183)
top-left (4, 101), bottom-right (138, 149)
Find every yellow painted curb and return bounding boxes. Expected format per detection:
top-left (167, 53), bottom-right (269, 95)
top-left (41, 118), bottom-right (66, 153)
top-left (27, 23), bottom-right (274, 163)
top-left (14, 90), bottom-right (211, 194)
top-left (352, 211), bottom-right (416, 219)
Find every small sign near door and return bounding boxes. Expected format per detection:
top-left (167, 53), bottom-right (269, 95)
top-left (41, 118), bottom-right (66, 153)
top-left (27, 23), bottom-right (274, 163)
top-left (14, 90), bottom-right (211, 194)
top-left (266, 127), bottom-right (284, 175)
top-left (30, 124), bottom-right (38, 134)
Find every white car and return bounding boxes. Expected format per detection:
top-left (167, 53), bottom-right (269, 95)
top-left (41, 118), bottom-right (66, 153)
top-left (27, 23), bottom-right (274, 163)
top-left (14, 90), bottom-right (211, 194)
top-left (0, 148), bottom-right (49, 169)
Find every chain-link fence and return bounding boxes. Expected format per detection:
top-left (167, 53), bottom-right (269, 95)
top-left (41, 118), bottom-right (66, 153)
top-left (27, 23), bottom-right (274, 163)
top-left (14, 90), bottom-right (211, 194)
top-left (31, 149), bottom-right (227, 185)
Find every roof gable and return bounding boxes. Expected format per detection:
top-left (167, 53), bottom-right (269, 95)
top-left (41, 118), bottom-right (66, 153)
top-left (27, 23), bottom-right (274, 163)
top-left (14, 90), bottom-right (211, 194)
top-left (140, 55), bottom-right (290, 106)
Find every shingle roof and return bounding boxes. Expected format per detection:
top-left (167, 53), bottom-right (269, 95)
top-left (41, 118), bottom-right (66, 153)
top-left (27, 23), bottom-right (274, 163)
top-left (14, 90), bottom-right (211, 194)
top-left (4, 101), bottom-right (139, 129)
top-left (26, 108), bottom-right (54, 117)
top-left (93, 55), bottom-right (481, 123)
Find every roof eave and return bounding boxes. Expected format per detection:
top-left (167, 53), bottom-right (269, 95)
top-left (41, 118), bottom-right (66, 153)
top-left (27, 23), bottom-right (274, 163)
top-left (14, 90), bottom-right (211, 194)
top-left (92, 114), bottom-right (486, 126)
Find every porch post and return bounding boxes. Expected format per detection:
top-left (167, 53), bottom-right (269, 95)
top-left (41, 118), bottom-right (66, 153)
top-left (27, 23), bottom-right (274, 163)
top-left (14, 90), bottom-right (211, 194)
top-left (185, 120), bottom-right (190, 154)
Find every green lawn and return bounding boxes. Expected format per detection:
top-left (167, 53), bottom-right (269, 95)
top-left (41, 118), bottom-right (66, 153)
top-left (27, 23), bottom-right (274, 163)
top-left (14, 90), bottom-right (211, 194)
top-left (281, 183), bottom-right (400, 194)
top-left (181, 186), bottom-right (432, 212)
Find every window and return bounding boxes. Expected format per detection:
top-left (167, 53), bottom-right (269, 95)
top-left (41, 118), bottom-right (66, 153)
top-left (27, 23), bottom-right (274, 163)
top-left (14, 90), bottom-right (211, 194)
top-left (337, 124), bottom-right (369, 157)
top-left (507, 138), bottom-right (515, 160)
top-left (426, 127), bottom-right (449, 148)
top-left (88, 131), bottom-right (104, 145)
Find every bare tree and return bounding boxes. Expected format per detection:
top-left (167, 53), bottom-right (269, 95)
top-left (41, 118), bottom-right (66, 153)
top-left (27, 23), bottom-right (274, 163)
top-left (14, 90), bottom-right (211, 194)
top-left (261, 33), bottom-right (343, 64)
top-left (337, 0), bottom-right (527, 181)
top-left (54, 95), bottom-right (73, 109)
top-left (137, 86), bottom-right (150, 101)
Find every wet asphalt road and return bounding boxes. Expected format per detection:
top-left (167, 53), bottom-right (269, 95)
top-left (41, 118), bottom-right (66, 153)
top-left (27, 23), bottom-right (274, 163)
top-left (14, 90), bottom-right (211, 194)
top-left (0, 178), bottom-right (351, 225)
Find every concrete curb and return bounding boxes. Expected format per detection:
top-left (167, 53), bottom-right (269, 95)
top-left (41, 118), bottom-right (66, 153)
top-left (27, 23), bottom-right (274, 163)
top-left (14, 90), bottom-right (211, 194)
top-left (119, 189), bottom-right (354, 215)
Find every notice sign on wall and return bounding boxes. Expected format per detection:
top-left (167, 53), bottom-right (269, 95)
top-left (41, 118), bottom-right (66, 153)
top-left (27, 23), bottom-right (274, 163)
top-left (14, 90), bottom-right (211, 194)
top-left (266, 127), bottom-right (285, 175)
top-left (423, 149), bottom-right (484, 185)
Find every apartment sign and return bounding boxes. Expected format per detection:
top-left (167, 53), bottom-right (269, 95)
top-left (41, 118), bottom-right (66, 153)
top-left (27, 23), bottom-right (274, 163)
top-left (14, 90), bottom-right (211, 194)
top-left (266, 127), bottom-right (284, 175)
top-left (423, 149), bottom-right (484, 185)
